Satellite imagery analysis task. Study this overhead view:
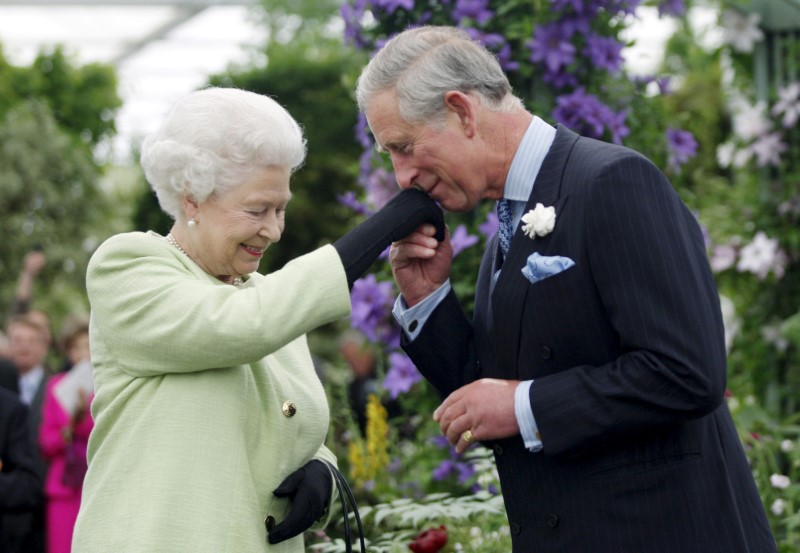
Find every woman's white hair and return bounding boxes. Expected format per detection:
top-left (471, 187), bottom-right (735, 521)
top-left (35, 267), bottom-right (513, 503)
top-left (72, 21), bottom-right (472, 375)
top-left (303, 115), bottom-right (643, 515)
top-left (140, 87), bottom-right (307, 221)
top-left (355, 26), bottom-right (522, 128)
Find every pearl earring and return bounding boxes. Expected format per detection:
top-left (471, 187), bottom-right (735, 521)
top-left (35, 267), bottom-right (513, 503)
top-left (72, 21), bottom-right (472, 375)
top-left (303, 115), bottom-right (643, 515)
top-left (188, 218), bottom-right (197, 228)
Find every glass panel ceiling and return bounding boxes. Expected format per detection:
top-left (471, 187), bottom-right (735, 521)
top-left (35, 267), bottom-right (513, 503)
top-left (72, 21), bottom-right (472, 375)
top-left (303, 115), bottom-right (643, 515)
top-left (0, 4), bottom-right (265, 162)
top-left (0, 3), bottom-right (690, 163)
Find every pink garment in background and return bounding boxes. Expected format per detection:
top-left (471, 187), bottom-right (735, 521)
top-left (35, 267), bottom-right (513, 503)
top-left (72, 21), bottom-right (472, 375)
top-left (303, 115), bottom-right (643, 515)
top-left (39, 373), bottom-right (94, 553)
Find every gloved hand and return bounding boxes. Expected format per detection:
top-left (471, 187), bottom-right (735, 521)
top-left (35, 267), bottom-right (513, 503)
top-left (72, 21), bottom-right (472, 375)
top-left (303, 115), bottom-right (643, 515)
top-left (267, 460), bottom-right (332, 545)
top-left (334, 188), bottom-right (445, 288)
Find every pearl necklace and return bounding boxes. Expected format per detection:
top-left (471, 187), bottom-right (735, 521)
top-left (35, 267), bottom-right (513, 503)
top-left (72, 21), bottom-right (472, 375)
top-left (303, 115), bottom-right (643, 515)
top-left (165, 233), bottom-right (243, 287)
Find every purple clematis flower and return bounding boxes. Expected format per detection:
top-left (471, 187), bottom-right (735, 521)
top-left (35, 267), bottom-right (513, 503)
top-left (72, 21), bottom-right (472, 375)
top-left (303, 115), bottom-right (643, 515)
top-left (607, 109), bottom-right (630, 145)
top-left (464, 29), bottom-right (519, 71)
top-left (365, 168), bottom-right (398, 210)
top-left (383, 351), bottom-right (422, 399)
top-left (479, 210), bottom-right (499, 239)
top-left (350, 274), bottom-right (395, 342)
top-left (337, 191), bottom-right (371, 216)
top-left (553, 88), bottom-right (617, 140)
top-left (370, 0), bottom-right (414, 15)
top-left (584, 33), bottom-right (625, 74)
top-left (666, 128), bottom-right (698, 171)
top-left (657, 0), bottom-right (686, 17)
top-left (452, 0), bottom-right (494, 25)
top-left (450, 224), bottom-right (480, 257)
top-left (432, 447), bottom-right (476, 484)
top-left (552, 0), bottom-right (585, 14)
top-left (528, 23), bottom-right (576, 75)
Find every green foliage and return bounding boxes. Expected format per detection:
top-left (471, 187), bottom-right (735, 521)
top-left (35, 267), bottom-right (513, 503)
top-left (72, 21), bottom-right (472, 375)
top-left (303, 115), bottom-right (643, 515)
top-left (0, 45), bottom-right (120, 150)
top-left (728, 397), bottom-right (800, 551)
top-left (651, 3), bottom-right (800, 547)
top-left (0, 44), bottom-right (120, 328)
top-left (0, 100), bottom-right (107, 320)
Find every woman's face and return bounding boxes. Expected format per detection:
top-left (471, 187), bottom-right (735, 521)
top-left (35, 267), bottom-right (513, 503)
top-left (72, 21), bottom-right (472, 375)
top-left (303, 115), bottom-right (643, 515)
top-left (68, 331), bottom-right (90, 365)
top-left (188, 165), bottom-right (292, 282)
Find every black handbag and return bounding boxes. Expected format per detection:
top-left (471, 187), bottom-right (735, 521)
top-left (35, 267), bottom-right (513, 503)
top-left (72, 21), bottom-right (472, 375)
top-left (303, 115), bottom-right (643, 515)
top-left (322, 460), bottom-right (366, 553)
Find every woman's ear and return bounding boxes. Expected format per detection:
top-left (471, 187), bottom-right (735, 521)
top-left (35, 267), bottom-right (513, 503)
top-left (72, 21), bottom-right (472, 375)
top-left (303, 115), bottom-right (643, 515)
top-left (182, 193), bottom-right (200, 221)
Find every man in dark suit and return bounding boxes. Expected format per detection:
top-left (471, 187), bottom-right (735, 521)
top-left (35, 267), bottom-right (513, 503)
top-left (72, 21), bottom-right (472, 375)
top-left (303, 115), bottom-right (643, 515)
top-left (0, 387), bottom-right (44, 552)
top-left (356, 26), bottom-right (776, 552)
top-left (4, 315), bottom-right (49, 553)
top-left (0, 359), bottom-right (19, 395)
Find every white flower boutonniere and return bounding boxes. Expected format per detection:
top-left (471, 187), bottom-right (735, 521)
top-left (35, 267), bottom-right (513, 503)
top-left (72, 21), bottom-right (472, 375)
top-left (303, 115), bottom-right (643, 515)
top-left (521, 203), bottom-right (556, 239)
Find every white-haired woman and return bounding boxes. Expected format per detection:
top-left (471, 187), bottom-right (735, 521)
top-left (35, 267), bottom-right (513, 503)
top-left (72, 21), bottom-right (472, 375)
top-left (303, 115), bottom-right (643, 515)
top-left (71, 87), bottom-right (443, 553)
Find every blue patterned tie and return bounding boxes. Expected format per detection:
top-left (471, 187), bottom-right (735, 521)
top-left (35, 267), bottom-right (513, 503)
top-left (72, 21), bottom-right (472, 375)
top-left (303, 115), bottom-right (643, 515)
top-left (497, 198), bottom-right (514, 256)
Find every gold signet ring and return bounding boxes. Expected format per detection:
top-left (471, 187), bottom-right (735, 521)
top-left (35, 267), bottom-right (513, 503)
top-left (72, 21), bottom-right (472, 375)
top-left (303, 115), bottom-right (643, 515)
top-left (461, 429), bottom-right (474, 444)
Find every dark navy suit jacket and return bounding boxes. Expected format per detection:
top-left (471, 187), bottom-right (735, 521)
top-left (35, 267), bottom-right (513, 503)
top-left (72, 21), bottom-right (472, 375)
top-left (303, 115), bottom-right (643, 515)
top-left (404, 126), bottom-right (776, 552)
top-left (0, 387), bottom-right (44, 553)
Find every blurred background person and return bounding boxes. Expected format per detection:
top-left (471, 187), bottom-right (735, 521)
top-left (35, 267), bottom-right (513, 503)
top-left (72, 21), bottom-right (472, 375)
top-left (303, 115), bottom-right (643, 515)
top-left (11, 247), bottom-right (46, 317)
top-left (54, 316), bottom-right (91, 374)
top-left (5, 314), bottom-right (50, 553)
top-left (0, 325), bottom-right (18, 395)
top-left (8, 248), bottom-right (55, 368)
top-left (341, 330), bottom-right (378, 433)
top-left (0, 330), bottom-right (10, 359)
top-left (39, 317), bottom-right (93, 553)
top-left (0, 386), bottom-right (44, 553)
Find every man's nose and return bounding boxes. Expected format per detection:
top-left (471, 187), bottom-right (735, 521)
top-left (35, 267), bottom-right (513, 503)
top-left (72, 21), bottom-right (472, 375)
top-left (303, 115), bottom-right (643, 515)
top-left (390, 154), bottom-right (417, 190)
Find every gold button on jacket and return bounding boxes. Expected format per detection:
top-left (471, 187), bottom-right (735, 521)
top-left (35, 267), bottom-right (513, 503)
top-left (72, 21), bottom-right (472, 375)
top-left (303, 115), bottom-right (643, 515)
top-left (282, 400), bottom-right (297, 417)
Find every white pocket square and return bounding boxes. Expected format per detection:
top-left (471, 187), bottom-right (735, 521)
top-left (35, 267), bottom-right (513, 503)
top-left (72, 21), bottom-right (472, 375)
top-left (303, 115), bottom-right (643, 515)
top-left (521, 252), bottom-right (575, 284)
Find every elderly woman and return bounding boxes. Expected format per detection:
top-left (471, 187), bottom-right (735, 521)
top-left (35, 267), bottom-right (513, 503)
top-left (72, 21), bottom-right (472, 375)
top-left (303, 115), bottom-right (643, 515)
top-left (71, 87), bottom-right (443, 553)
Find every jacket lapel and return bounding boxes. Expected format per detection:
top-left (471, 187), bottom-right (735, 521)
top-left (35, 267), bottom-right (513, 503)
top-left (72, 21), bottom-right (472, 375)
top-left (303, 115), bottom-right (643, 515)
top-left (491, 125), bottom-right (579, 376)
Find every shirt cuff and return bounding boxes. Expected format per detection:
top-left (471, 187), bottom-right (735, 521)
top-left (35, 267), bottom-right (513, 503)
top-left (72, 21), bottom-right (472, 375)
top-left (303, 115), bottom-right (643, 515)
top-left (392, 280), bottom-right (451, 341)
top-left (515, 380), bottom-right (543, 452)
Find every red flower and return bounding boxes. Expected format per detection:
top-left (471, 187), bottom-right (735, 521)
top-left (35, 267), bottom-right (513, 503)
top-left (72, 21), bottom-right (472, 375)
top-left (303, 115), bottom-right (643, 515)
top-left (409, 525), bottom-right (448, 553)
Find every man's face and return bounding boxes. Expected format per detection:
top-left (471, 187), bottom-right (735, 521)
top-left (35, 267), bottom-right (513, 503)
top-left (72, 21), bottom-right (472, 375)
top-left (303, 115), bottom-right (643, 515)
top-left (8, 323), bottom-right (48, 374)
top-left (365, 90), bottom-right (489, 212)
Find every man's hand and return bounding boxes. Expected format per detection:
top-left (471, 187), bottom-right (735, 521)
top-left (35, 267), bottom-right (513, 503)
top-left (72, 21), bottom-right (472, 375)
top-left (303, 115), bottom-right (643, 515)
top-left (433, 379), bottom-right (520, 454)
top-left (390, 224), bottom-right (453, 307)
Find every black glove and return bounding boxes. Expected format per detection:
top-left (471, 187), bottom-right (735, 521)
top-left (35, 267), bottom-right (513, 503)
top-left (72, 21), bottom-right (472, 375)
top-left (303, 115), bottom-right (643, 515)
top-left (333, 188), bottom-right (445, 288)
top-left (267, 460), bottom-right (332, 544)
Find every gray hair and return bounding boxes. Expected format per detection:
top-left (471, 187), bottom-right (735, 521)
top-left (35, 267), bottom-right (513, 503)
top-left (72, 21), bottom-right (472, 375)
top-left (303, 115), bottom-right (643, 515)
top-left (140, 87), bottom-right (306, 221)
top-left (355, 26), bottom-right (521, 127)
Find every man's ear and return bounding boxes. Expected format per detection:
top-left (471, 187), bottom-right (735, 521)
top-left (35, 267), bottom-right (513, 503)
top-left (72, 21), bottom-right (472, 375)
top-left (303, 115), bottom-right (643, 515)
top-left (444, 91), bottom-right (477, 138)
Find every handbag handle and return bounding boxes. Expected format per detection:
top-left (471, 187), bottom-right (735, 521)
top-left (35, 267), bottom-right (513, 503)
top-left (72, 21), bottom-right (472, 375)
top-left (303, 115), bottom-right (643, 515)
top-left (322, 460), bottom-right (366, 553)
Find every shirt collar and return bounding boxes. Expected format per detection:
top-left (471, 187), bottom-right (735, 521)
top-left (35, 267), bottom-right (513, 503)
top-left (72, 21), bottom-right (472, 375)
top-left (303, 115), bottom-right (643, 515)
top-left (18, 365), bottom-right (44, 405)
top-left (503, 116), bottom-right (557, 203)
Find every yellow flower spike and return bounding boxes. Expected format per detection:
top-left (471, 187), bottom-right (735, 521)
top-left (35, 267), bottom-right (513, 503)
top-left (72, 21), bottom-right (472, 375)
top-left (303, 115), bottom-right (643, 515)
top-left (347, 395), bottom-right (391, 488)
top-left (364, 394), bottom-right (390, 482)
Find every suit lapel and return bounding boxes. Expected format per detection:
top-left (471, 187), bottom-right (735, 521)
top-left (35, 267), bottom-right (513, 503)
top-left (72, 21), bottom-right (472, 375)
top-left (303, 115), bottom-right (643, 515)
top-left (491, 125), bottom-right (579, 376)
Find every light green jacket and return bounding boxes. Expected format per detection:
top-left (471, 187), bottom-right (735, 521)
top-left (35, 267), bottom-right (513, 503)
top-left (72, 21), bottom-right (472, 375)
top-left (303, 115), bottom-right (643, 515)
top-left (72, 231), bottom-right (351, 553)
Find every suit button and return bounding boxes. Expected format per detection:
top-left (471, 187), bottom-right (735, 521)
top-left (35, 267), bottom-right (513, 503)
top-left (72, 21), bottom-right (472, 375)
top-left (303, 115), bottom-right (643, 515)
top-left (409, 320), bottom-right (419, 332)
top-left (282, 400), bottom-right (297, 417)
top-left (541, 346), bottom-right (552, 359)
top-left (547, 514), bottom-right (559, 528)
top-left (264, 515), bottom-right (276, 532)
top-left (510, 521), bottom-right (521, 535)
top-left (492, 444), bottom-right (504, 456)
